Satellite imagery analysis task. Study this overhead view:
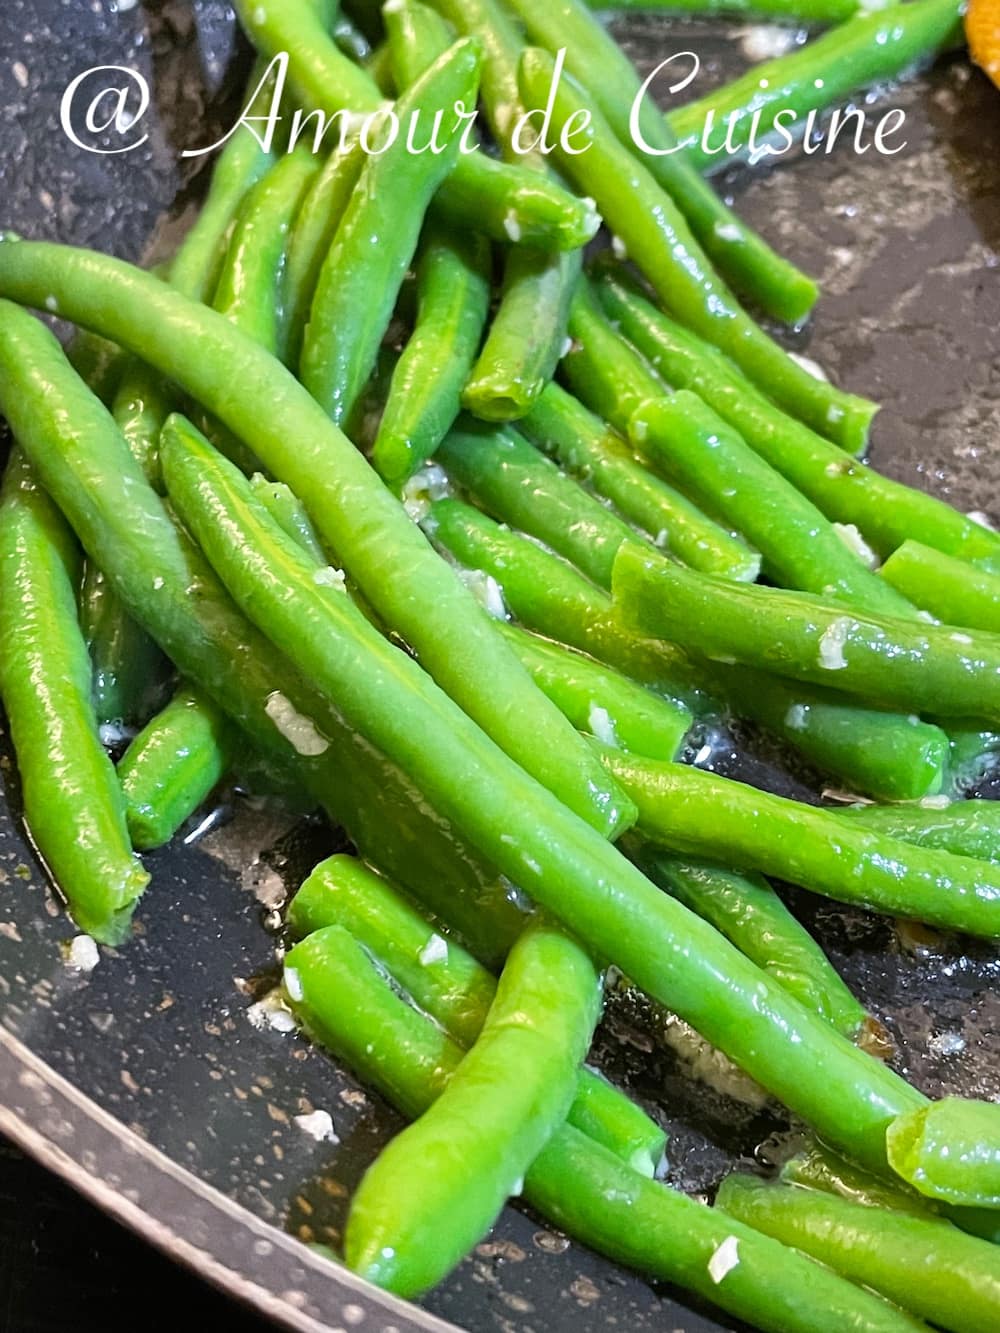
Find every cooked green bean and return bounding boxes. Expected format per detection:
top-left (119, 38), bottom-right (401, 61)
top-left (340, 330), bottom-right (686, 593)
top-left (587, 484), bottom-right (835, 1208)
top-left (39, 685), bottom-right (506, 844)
top-left (517, 49), bottom-right (875, 451)
top-left (65, 330), bottom-right (124, 405)
top-left (669, 0), bottom-right (964, 175)
top-left (782, 1140), bottom-right (939, 1218)
top-left (499, 623), bottom-right (692, 760)
top-left (283, 141), bottom-right (366, 368)
top-left (346, 920), bottom-right (603, 1297)
top-left (301, 40), bottom-right (482, 427)
top-left (118, 687), bottom-right (237, 851)
top-left (233, 0), bottom-right (600, 250)
top-left (589, 0), bottom-right (868, 15)
top-left (600, 749), bottom-right (1000, 939)
top-left (596, 269), bottom-right (1000, 566)
top-left (372, 223), bottom-right (492, 490)
top-left (385, 0), bottom-right (454, 89)
top-left (566, 283), bottom-right (912, 612)
top-left (633, 844), bottom-right (866, 1036)
top-left (0, 449), bottom-right (149, 944)
top-left (881, 540), bottom-right (1000, 630)
top-left (430, 499), bottom-right (951, 801)
top-left (614, 541), bottom-right (1000, 723)
top-left (0, 304), bottom-right (514, 932)
top-left (213, 145), bottom-right (320, 360)
top-left (158, 417), bottom-right (930, 1174)
top-left (250, 475), bottom-right (328, 565)
top-left (522, 383), bottom-right (761, 582)
top-left (438, 417), bottom-right (655, 589)
top-left (718, 1173), bottom-right (999, 1333)
top-left (79, 566), bottom-right (169, 728)
top-left (503, 0), bottom-right (819, 324)
top-left (415, 0), bottom-right (583, 422)
top-left (0, 242), bottom-right (629, 838)
top-left (836, 799), bottom-right (1000, 863)
top-left (888, 1100), bottom-right (1000, 1208)
top-left (286, 925), bottom-right (928, 1333)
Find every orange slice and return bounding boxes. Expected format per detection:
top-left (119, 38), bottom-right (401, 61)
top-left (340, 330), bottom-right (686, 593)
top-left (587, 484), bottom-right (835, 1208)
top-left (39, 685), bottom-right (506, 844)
top-left (967, 0), bottom-right (1000, 89)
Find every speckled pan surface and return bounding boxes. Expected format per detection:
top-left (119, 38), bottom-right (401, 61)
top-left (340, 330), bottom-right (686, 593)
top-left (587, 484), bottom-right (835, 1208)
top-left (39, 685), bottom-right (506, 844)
top-left (1, 3), bottom-right (1000, 1332)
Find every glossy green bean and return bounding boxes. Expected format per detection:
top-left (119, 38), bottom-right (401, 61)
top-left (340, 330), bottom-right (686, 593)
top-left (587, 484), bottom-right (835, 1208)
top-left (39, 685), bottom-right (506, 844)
top-left (717, 1174), bottom-right (1000, 1333)
top-left (614, 541), bottom-right (1000, 723)
top-left (158, 418), bottom-right (930, 1175)
top-left (385, 0), bottom-right (454, 89)
top-left (250, 476), bottom-right (327, 564)
top-left (65, 330), bottom-right (124, 405)
top-left (416, 0), bottom-right (583, 422)
top-left (499, 623), bottom-right (692, 760)
top-left (287, 925), bottom-right (928, 1333)
top-left (430, 499), bottom-right (951, 800)
top-left (213, 145), bottom-right (320, 360)
top-left (283, 141), bottom-right (366, 368)
top-left (522, 383), bottom-right (760, 582)
top-left (437, 417), bottom-right (653, 589)
top-left (345, 920), bottom-right (603, 1297)
top-left (289, 855), bottom-right (668, 1171)
top-left (517, 49), bottom-right (875, 451)
top-left (634, 844), bottom-right (866, 1036)
top-left (601, 748), bottom-right (1000, 939)
top-left (836, 799), bottom-right (1000, 862)
top-left (79, 566), bottom-right (169, 729)
top-left (669, 0), bottom-right (964, 175)
top-left (118, 687), bottom-right (237, 851)
top-left (567, 281), bottom-right (910, 612)
top-left (0, 241), bottom-right (629, 838)
top-left (881, 540), bottom-right (1000, 630)
top-left (596, 269), bottom-right (1000, 566)
top-left (0, 449), bottom-right (148, 944)
top-left (372, 222), bottom-right (492, 489)
top-left (782, 1140), bottom-right (939, 1218)
top-left (233, 0), bottom-right (600, 250)
top-left (590, 0), bottom-right (866, 15)
top-left (301, 40), bottom-right (483, 427)
top-left (0, 305), bottom-right (515, 928)
top-left (888, 1100), bottom-right (1000, 1208)
top-left (503, 0), bottom-right (819, 324)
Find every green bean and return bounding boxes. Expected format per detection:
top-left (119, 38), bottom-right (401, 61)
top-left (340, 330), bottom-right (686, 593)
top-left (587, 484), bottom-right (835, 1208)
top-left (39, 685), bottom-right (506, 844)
top-left (503, 0), bottom-right (819, 324)
top-left (669, 0), bottom-right (964, 175)
top-left (385, 0), bottom-right (455, 89)
top-left (0, 242), bottom-right (630, 838)
top-left (782, 1140), bottom-right (940, 1218)
top-left (372, 223), bottom-right (492, 490)
top-left (332, 8), bottom-right (371, 61)
top-left (158, 416), bottom-right (930, 1174)
top-left (522, 383), bottom-right (760, 582)
top-left (283, 142), bottom-right (367, 368)
top-left (596, 269), bottom-right (1000, 566)
top-left (888, 1100), bottom-right (1000, 1208)
top-left (117, 687), bottom-right (238, 851)
top-left (836, 799), bottom-right (1000, 862)
top-left (717, 1174), bottom-right (1000, 1333)
top-left (0, 305), bottom-right (520, 934)
top-left (567, 281), bottom-right (910, 612)
top-left (78, 566), bottom-right (169, 728)
top-left (413, 0), bottom-right (583, 422)
top-left (517, 50), bottom-right (875, 452)
top-left (250, 476), bottom-right (327, 565)
top-left (438, 416), bottom-right (654, 589)
top-left (233, 0), bottom-right (600, 250)
top-left (499, 623), bottom-right (692, 760)
top-left (0, 449), bottom-right (149, 944)
top-left (881, 540), bottom-right (1000, 629)
top-left (633, 844), bottom-right (866, 1036)
top-left (213, 145), bottom-right (320, 360)
top-left (600, 748), bottom-right (1000, 939)
top-left (430, 499), bottom-right (951, 801)
top-left (288, 854), bottom-right (669, 1171)
top-left (300, 40), bottom-right (482, 427)
top-left (287, 925), bottom-right (928, 1333)
top-left (365, 39), bottom-right (396, 96)
top-left (615, 541), bottom-right (1000, 723)
top-left (344, 920), bottom-right (602, 1297)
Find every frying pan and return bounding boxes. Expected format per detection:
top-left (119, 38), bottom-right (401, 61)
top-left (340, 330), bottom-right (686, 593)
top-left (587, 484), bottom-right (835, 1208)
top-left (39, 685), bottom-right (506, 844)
top-left (2, 3), bottom-right (1000, 1330)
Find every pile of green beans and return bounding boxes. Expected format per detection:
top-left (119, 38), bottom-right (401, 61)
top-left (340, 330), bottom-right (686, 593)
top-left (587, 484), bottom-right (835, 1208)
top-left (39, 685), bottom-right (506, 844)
top-left (0, 1), bottom-right (996, 1327)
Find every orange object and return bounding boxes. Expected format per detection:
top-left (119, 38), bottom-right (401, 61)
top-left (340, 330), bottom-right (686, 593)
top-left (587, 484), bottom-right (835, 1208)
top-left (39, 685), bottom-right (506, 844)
top-left (967, 0), bottom-right (1000, 87)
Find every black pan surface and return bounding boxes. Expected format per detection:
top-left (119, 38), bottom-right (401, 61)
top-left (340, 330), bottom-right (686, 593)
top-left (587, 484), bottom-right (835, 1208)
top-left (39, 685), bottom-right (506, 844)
top-left (1, 4), bottom-right (1000, 1331)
